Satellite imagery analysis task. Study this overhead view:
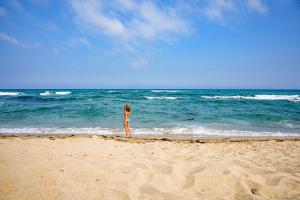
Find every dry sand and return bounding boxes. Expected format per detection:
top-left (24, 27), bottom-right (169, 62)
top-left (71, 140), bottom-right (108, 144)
top-left (0, 135), bottom-right (300, 200)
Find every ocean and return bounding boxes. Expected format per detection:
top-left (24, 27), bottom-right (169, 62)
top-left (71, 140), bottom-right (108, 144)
top-left (0, 89), bottom-right (299, 136)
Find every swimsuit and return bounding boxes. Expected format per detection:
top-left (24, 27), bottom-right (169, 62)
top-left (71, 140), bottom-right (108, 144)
top-left (125, 117), bottom-right (130, 123)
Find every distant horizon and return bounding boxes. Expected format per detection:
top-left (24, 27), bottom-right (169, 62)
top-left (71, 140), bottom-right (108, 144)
top-left (1, 88), bottom-right (300, 90)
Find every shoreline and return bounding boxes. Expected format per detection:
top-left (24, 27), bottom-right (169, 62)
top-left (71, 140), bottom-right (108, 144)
top-left (1, 133), bottom-right (300, 143)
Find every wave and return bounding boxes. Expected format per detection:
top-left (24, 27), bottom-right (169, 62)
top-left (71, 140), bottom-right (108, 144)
top-left (40, 91), bottom-right (71, 96)
top-left (56, 91), bottom-right (71, 95)
top-left (201, 95), bottom-right (300, 102)
top-left (145, 96), bottom-right (178, 100)
top-left (0, 92), bottom-right (19, 96)
top-left (0, 127), bottom-right (117, 135)
top-left (107, 90), bottom-right (117, 93)
top-left (133, 127), bottom-right (300, 136)
top-left (151, 90), bottom-right (180, 93)
top-left (40, 91), bottom-right (51, 96)
top-left (0, 127), bottom-right (299, 136)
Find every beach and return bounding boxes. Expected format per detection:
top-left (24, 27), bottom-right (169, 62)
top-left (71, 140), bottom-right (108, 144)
top-left (1, 135), bottom-right (300, 200)
top-left (1, 0), bottom-right (300, 199)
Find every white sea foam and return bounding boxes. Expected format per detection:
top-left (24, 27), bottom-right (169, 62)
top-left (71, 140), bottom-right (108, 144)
top-left (40, 91), bottom-right (51, 96)
top-left (202, 95), bottom-right (300, 102)
top-left (0, 127), bottom-right (299, 136)
top-left (253, 95), bottom-right (300, 101)
top-left (55, 91), bottom-right (71, 95)
top-left (279, 120), bottom-right (300, 129)
top-left (0, 92), bottom-right (19, 96)
top-left (151, 90), bottom-right (180, 93)
top-left (145, 96), bottom-right (178, 100)
top-left (107, 90), bottom-right (117, 93)
top-left (0, 127), bottom-right (118, 135)
top-left (40, 91), bottom-right (71, 96)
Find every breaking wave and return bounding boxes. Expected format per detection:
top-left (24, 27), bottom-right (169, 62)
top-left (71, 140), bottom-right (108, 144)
top-left (145, 96), bottom-right (178, 100)
top-left (0, 127), bottom-right (298, 136)
top-left (0, 92), bottom-right (19, 96)
top-left (40, 91), bottom-right (71, 96)
top-left (107, 90), bottom-right (118, 93)
top-left (151, 90), bottom-right (180, 93)
top-left (201, 95), bottom-right (300, 102)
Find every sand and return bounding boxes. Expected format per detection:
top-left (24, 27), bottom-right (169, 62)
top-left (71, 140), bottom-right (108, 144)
top-left (0, 135), bottom-right (300, 200)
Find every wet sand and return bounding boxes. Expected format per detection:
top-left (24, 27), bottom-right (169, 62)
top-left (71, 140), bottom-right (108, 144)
top-left (0, 135), bottom-right (300, 200)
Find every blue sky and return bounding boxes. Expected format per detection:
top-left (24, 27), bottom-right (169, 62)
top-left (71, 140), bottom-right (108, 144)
top-left (0, 0), bottom-right (299, 89)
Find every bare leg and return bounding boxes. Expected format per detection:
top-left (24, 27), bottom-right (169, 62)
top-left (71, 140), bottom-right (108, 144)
top-left (124, 123), bottom-right (128, 137)
top-left (127, 123), bottom-right (131, 137)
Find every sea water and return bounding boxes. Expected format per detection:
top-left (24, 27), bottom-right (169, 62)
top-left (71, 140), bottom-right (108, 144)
top-left (0, 89), bottom-right (299, 136)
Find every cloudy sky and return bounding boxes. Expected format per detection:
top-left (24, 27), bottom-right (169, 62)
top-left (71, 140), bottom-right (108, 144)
top-left (0, 0), bottom-right (299, 89)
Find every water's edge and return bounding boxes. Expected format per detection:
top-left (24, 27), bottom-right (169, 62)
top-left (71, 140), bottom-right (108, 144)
top-left (1, 133), bottom-right (299, 143)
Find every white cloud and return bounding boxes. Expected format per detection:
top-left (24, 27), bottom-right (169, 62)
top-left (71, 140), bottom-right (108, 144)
top-left (68, 0), bottom-right (271, 42)
top-left (68, 0), bottom-right (189, 42)
top-left (70, 0), bottom-right (127, 38)
top-left (199, 0), bottom-right (268, 22)
top-left (0, 32), bottom-right (41, 48)
top-left (202, 0), bottom-right (237, 21)
top-left (0, 6), bottom-right (6, 17)
top-left (247, 0), bottom-right (268, 14)
top-left (0, 32), bottom-right (20, 46)
top-left (67, 0), bottom-right (270, 69)
top-left (68, 0), bottom-right (189, 69)
top-left (131, 1), bottom-right (189, 40)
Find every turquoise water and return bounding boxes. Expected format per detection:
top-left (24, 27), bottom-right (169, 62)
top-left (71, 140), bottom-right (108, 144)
top-left (0, 89), bottom-right (299, 136)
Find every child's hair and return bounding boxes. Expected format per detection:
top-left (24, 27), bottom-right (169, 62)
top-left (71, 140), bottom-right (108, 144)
top-left (125, 104), bottom-right (131, 112)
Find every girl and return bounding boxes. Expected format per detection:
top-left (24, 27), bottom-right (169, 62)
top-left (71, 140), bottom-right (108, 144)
top-left (123, 104), bottom-right (131, 137)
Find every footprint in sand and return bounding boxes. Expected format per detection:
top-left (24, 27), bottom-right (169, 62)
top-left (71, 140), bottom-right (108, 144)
top-left (121, 166), bottom-right (135, 174)
top-left (248, 166), bottom-right (274, 175)
top-left (104, 189), bottom-right (130, 200)
top-left (222, 169), bottom-right (231, 175)
top-left (265, 176), bottom-right (283, 186)
top-left (234, 193), bottom-right (254, 200)
top-left (139, 184), bottom-right (160, 199)
top-left (139, 184), bottom-right (181, 200)
top-left (234, 183), bottom-right (254, 200)
top-left (190, 166), bottom-right (205, 174)
top-left (133, 162), bottom-right (148, 170)
top-left (182, 173), bottom-right (195, 189)
top-left (152, 164), bottom-right (173, 175)
top-left (232, 160), bottom-right (248, 168)
top-left (182, 166), bottom-right (205, 189)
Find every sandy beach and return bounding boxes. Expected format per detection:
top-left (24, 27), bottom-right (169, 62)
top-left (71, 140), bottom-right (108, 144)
top-left (0, 135), bottom-right (300, 200)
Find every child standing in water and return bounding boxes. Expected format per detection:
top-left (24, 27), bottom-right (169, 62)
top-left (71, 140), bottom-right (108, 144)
top-left (124, 104), bottom-right (131, 137)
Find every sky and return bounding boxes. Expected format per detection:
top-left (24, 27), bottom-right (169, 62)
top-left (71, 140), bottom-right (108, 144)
top-left (0, 0), bottom-right (299, 89)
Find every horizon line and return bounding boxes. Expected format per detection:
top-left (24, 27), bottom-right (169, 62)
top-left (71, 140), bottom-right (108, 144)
top-left (1, 88), bottom-right (300, 90)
